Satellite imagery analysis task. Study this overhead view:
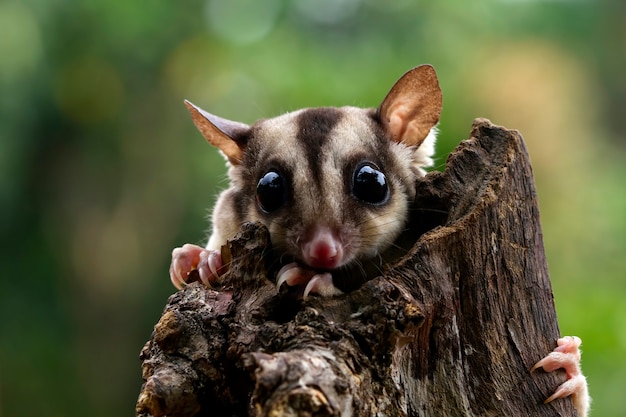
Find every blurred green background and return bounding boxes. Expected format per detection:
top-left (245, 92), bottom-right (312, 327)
top-left (1, 0), bottom-right (624, 415)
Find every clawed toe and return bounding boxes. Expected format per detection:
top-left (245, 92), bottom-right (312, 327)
top-left (532, 336), bottom-right (590, 417)
top-left (303, 273), bottom-right (342, 297)
top-left (543, 374), bottom-right (587, 404)
top-left (276, 263), bottom-right (315, 289)
top-left (532, 336), bottom-right (582, 376)
top-left (276, 263), bottom-right (342, 298)
top-left (197, 250), bottom-right (223, 287)
top-left (169, 244), bottom-right (223, 289)
top-left (170, 245), bottom-right (201, 289)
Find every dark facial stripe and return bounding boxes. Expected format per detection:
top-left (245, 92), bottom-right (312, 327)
top-left (367, 109), bottom-right (394, 159)
top-left (366, 109), bottom-right (399, 184)
top-left (296, 108), bottom-right (342, 184)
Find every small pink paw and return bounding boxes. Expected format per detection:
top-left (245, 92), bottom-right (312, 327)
top-left (532, 336), bottom-right (590, 417)
top-left (169, 244), bottom-right (223, 290)
top-left (276, 263), bottom-right (343, 297)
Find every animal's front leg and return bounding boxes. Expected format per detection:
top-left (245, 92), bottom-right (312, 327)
top-left (276, 262), bottom-right (343, 297)
top-left (532, 336), bottom-right (590, 416)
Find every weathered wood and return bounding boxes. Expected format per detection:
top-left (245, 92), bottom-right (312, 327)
top-left (136, 119), bottom-right (574, 417)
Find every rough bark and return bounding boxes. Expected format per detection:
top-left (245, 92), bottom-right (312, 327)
top-left (136, 119), bottom-right (575, 417)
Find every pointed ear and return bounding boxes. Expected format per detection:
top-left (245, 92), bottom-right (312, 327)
top-left (377, 65), bottom-right (442, 147)
top-left (184, 100), bottom-right (250, 165)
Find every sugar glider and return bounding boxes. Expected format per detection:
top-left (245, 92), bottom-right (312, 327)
top-left (170, 65), bottom-right (442, 296)
top-left (168, 65), bottom-right (589, 416)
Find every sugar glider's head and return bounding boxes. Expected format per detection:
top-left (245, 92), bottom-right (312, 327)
top-left (185, 65), bottom-right (442, 286)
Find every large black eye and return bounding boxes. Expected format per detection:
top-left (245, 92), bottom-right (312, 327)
top-left (352, 163), bottom-right (389, 205)
top-left (256, 171), bottom-right (287, 213)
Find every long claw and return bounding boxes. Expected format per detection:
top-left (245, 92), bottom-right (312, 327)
top-left (196, 250), bottom-right (211, 287)
top-left (532, 337), bottom-right (582, 375)
top-left (169, 249), bottom-right (187, 290)
top-left (303, 273), bottom-right (341, 298)
top-left (544, 374), bottom-right (587, 403)
top-left (276, 263), bottom-right (302, 290)
top-left (170, 267), bottom-right (184, 290)
top-left (198, 267), bottom-right (212, 287)
top-left (303, 275), bottom-right (319, 298)
top-left (212, 251), bottom-right (224, 276)
top-left (208, 258), bottom-right (219, 278)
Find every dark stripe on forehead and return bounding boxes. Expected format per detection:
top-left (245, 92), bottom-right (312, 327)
top-left (296, 108), bottom-right (342, 183)
top-left (367, 108), bottom-right (396, 167)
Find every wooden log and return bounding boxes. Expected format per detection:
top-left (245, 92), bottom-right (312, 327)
top-left (136, 119), bottom-right (574, 417)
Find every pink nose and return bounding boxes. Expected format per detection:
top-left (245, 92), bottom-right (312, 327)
top-left (309, 240), bottom-right (338, 269)
top-left (302, 227), bottom-right (343, 269)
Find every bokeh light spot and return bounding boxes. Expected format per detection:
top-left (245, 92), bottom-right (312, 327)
top-left (293, 0), bottom-right (363, 25)
top-left (54, 56), bottom-right (125, 124)
top-left (205, 0), bottom-right (283, 44)
top-left (0, 2), bottom-right (42, 82)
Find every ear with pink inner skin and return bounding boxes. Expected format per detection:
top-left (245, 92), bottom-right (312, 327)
top-left (184, 100), bottom-right (250, 165)
top-left (377, 65), bottom-right (443, 147)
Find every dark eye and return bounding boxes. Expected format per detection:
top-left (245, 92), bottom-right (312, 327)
top-left (256, 171), bottom-right (287, 213)
top-left (352, 163), bottom-right (389, 205)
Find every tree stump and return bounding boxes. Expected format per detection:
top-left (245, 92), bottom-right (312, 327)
top-left (136, 119), bottom-right (575, 417)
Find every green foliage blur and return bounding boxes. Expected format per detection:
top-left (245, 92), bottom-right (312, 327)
top-left (1, 0), bottom-right (624, 415)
